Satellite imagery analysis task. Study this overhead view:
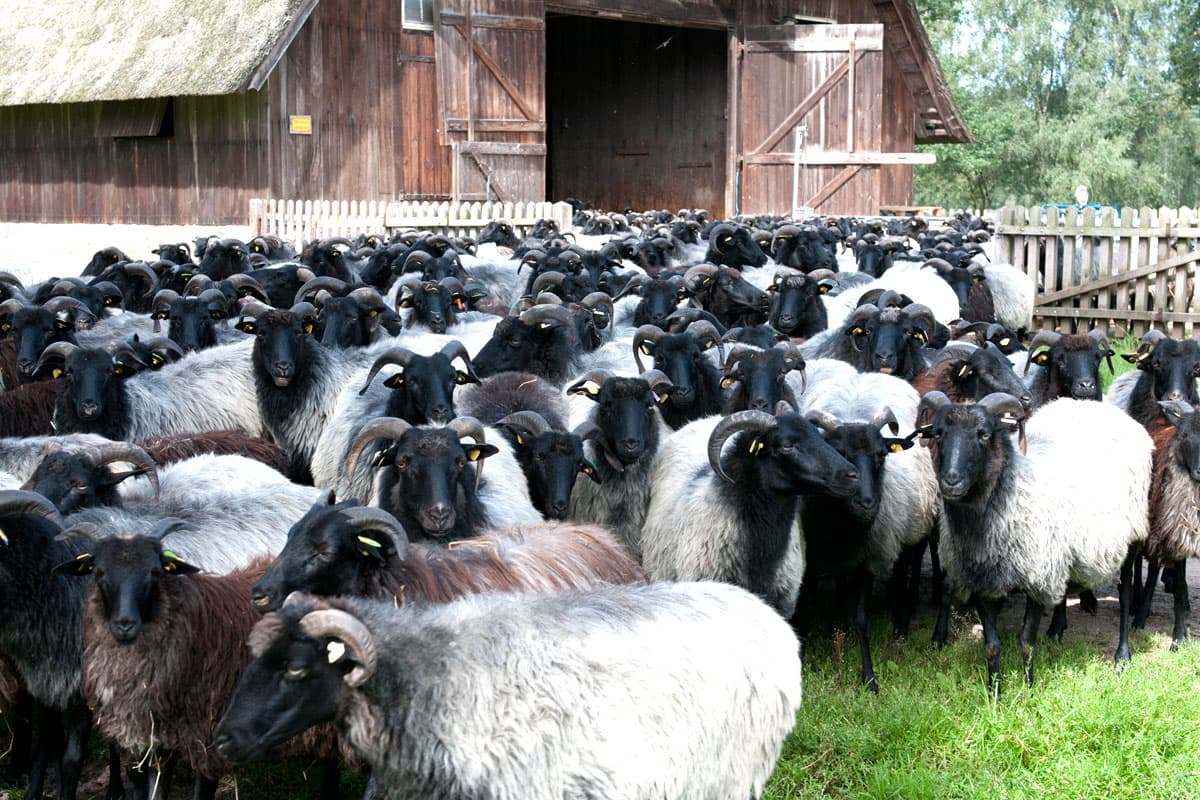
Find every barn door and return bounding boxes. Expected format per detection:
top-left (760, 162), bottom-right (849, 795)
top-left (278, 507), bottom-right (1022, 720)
top-left (735, 24), bottom-right (886, 215)
top-left (434, 0), bottom-right (546, 201)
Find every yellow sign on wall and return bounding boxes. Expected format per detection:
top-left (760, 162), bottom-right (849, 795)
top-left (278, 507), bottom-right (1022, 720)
top-left (289, 115), bottom-right (313, 135)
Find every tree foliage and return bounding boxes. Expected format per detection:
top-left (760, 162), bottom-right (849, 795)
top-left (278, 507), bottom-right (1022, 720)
top-left (913, 0), bottom-right (1200, 209)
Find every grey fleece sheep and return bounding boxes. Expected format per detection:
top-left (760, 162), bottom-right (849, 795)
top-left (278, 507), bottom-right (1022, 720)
top-left (216, 582), bottom-right (802, 800)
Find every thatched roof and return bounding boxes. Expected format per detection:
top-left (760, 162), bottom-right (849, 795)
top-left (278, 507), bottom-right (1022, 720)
top-left (0, 0), bottom-right (319, 107)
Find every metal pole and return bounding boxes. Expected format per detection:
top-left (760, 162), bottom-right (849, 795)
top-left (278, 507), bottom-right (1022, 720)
top-left (791, 125), bottom-right (809, 218)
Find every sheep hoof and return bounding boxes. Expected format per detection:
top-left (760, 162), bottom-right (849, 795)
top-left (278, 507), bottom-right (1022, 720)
top-left (1079, 591), bottom-right (1098, 614)
top-left (1170, 640), bottom-right (1181, 653)
top-left (864, 677), bottom-right (879, 695)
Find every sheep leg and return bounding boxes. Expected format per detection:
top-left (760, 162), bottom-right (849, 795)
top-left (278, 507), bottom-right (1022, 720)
top-left (126, 752), bottom-right (174, 800)
top-left (1078, 589), bottom-right (1098, 614)
top-left (317, 758), bottom-right (341, 800)
top-left (929, 537), bottom-right (944, 608)
top-left (1116, 548), bottom-right (1138, 665)
top-left (1134, 561), bottom-right (1161, 630)
top-left (850, 571), bottom-right (878, 694)
top-left (1019, 596), bottom-right (1044, 688)
top-left (1045, 600), bottom-right (1068, 641)
top-left (27, 704), bottom-right (62, 800)
top-left (192, 774), bottom-right (219, 800)
top-left (887, 542), bottom-right (918, 638)
top-left (57, 704), bottom-right (93, 800)
top-left (1134, 555), bottom-right (1144, 605)
top-left (931, 578), bottom-right (953, 650)
top-left (1170, 558), bottom-right (1189, 651)
top-left (0, 691), bottom-right (33, 787)
top-left (975, 595), bottom-right (1002, 701)
top-left (103, 749), bottom-right (123, 800)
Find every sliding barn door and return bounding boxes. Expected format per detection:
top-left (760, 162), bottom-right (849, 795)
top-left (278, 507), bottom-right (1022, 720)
top-left (434, 0), bottom-right (546, 201)
top-left (737, 24), bottom-right (888, 215)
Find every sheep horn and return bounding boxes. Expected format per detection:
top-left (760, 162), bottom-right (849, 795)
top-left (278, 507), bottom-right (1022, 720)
top-left (339, 506), bottom-right (410, 563)
top-left (0, 272), bottom-right (25, 292)
top-left (1024, 330), bottom-right (1064, 375)
top-left (345, 417), bottom-right (413, 479)
top-left (90, 443), bottom-right (159, 499)
top-left (530, 271), bottom-right (566, 297)
top-left (117, 262), bottom-right (160, 298)
top-left (916, 390), bottom-right (952, 435)
top-left (684, 320), bottom-right (725, 363)
top-left (295, 277), bottom-right (349, 306)
top-left (580, 292), bottom-right (614, 334)
top-left (448, 416), bottom-right (488, 489)
top-left (182, 274), bottom-right (215, 295)
top-left (0, 489), bottom-right (65, 528)
top-left (611, 273), bottom-right (650, 301)
top-left (871, 407), bottom-right (900, 435)
top-left (43, 296), bottom-right (96, 326)
top-left (299, 609), bottom-right (377, 688)
top-left (360, 349), bottom-right (417, 395)
top-left (145, 337), bottom-right (185, 362)
top-left (439, 340), bottom-right (478, 382)
top-left (877, 290), bottom-right (905, 309)
top-left (518, 304), bottom-right (573, 329)
top-left (707, 410), bottom-right (777, 484)
top-left (682, 264), bottom-right (718, 294)
top-left (806, 410), bottom-right (841, 433)
top-left (0, 298), bottom-right (25, 318)
top-left (903, 304), bottom-right (937, 344)
top-left (148, 517), bottom-right (192, 542)
top-left (566, 369), bottom-right (615, 398)
top-left (290, 302), bottom-right (318, 324)
top-left (923, 257), bottom-right (954, 274)
top-left (632, 325), bottom-right (664, 374)
top-left (498, 411), bottom-right (553, 437)
top-left (226, 274), bottom-right (270, 303)
top-left (35, 341), bottom-right (79, 375)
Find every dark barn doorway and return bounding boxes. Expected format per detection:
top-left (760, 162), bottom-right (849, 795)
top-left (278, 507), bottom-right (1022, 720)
top-left (546, 16), bottom-right (728, 215)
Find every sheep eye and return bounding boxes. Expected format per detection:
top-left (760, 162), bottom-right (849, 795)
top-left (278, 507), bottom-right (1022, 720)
top-left (978, 431), bottom-right (990, 441)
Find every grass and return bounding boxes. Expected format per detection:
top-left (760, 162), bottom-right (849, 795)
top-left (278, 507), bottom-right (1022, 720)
top-left (1101, 334), bottom-right (1140, 394)
top-left (762, 608), bottom-right (1200, 800)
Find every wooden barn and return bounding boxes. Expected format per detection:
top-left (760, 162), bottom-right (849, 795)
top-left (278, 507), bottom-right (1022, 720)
top-left (0, 0), bottom-right (969, 225)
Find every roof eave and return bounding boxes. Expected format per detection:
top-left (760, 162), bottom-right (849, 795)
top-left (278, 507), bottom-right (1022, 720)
top-left (238, 0), bottom-right (322, 92)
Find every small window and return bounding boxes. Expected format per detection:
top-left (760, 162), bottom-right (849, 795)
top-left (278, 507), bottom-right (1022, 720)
top-left (403, 0), bottom-right (434, 30)
top-left (97, 97), bottom-right (175, 139)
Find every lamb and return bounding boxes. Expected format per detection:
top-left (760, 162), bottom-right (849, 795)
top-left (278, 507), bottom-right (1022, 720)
top-left (55, 524), bottom-right (345, 800)
top-left (250, 494), bottom-right (643, 613)
top-left (916, 392), bottom-right (1151, 693)
top-left (640, 407), bottom-right (860, 618)
top-left (214, 582), bottom-right (802, 800)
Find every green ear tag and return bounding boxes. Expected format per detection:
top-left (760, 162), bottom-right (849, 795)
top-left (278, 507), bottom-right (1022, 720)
top-left (162, 550), bottom-right (181, 561)
top-left (357, 536), bottom-right (382, 549)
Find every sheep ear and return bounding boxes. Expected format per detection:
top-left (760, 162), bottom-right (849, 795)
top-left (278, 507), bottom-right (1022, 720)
top-left (160, 550), bottom-right (200, 575)
top-left (463, 444), bottom-right (499, 462)
top-left (884, 437), bottom-right (914, 454)
top-left (1159, 400), bottom-right (1195, 427)
top-left (720, 375), bottom-right (738, 389)
top-left (54, 553), bottom-right (95, 576)
top-left (566, 379), bottom-right (603, 400)
top-left (383, 373), bottom-right (405, 388)
top-left (235, 318), bottom-right (258, 334)
top-left (578, 459), bottom-right (602, 483)
top-left (1032, 350), bottom-right (1051, 367)
top-left (455, 370), bottom-right (479, 386)
top-left (1120, 352), bottom-right (1143, 365)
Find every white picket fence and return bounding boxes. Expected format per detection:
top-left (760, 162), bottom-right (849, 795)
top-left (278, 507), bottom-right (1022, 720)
top-left (248, 198), bottom-right (573, 247)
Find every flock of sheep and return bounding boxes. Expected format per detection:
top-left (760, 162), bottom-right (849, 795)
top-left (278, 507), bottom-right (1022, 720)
top-left (0, 206), bottom-right (1193, 800)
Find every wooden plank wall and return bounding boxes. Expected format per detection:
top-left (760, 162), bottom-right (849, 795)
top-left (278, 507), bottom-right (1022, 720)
top-left (269, 0), bottom-right (452, 201)
top-left (996, 206), bottom-right (1200, 337)
top-left (546, 17), bottom-right (728, 214)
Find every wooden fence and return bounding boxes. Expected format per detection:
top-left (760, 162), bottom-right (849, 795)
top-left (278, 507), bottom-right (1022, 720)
top-left (995, 206), bottom-right (1200, 337)
top-left (248, 199), bottom-right (574, 246)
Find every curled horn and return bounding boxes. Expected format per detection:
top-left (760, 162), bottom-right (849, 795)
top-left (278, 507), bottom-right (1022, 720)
top-left (91, 443), bottom-right (160, 499)
top-left (120, 262), bottom-right (160, 297)
top-left (915, 390), bottom-right (952, 434)
top-left (35, 341), bottom-right (79, 375)
top-left (43, 296), bottom-right (97, 327)
top-left (145, 336), bottom-right (185, 362)
top-left (226, 274), bottom-right (270, 302)
top-left (923, 257), bottom-right (955, 274)
top-left (1088, 328), bottom-right (1114, 372)
top-left (977, 392), bottom-right (1028, 453)
top-left (1024, 330), bottom-right (1064, 375)
top-left (632, 325), bottom-right (664, 373)
top-left (321, 237), bottom-right (355, 250)
top-left (611, 273), bottom-right (650, 301)
top-left (0, 489), bottom-right (65, 526)
top-left (530, 271), bottom-right (566, 297)
top-left (708, 223), bottom-right (735, 249)
top-left (903, 304), bottom-right (937, 344)
top-left (359, 348), bottom-right (417, 395)
top-left (0, 298), bottom-right (25, 318)
top-left (682, 264), bottom-right (718, 294)
top-left (402, 251), bottom-right (433, 272)
top-left (439, 340), bottom-right (478, 382)
top-left (299, 609), bottom-right (377, 688)
top-left (877, 290), bottom-right (905, 309)
top-left (639, 369), bottom-right (673, 397)
top-left (0, 272), bottom-right (25, 292)
top-left (498, 411), bottom-right (553, 437)
top-left (339, 506), bottom-right (410, 562)
top-left (707, 411), bottom-right (777, 484)
top-left (871, 406), bottom-right (899, 435)
top-left (150, 289), bottom-right (180, 333)
top-left (1127, 329), bottom-right (1168, 363)
top-left (580, 292), bottom-right (614, 334)
top-left (147, 517), bottom-right (192, 542)
top-left (567, 369), bottom-right (615, 398)
top-left (182, 274), bottom-right (215, 295)
top-left (806, 409), bottom-right (841, 433)
top-left (722, 344), bottom-right (751, 377)
top-left (518, 304), bottom-right (574, 329)
top-left (346, 417), bottom-right (413, 479)
top-left (51, 278), bottom-right (86, 296)
top-left (845, 303), bottom-right (878, 351)
top-left (289, 302), bottom-right (319, 324)
top-left (295, 277), bottom-right (349, 306)
top-left (295, 268), bottom-right (317, 284)
top-left (448, 416), bottom-right (488, 489)
top-left (686, 320), bottom-right (725, 363)
top-left (349, 287), bottom-right (387, 312)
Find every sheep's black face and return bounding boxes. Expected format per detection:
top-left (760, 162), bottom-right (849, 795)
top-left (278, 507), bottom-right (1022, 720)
top-left (251, 312), bottom-right (314, 389)
top-left (856, 244), bottom-right (893, 278)
top-left (592, 379), bottom-right (663, 465)
top-left (11, 307), bottom-right (72, 380)
top-left (26, 452), bottom-right (119, 514)
top-left (796, 231), bottom-right (838, 272)
top-left (851, 309), bottom-right (929, 378)
top-left (253, 503), bottom-right (385, 613)
top-left (384, 353), bottom-right (468, 425)
top-left (955, 345), bottom-right (1033, 410)
top-left (1030, 339), bottom-right (1105, 400)
top-left (769, 276), bottom-right (823, 336)
top-left (709, 228), bottom-right (768, 269)
top-left (198, 241), bottom-right (250, 281)
top-left (477, 220), bottom-right (520, 250)
top-left (166, 298), bottom-right (218, 353)
top-left (404, 285), bottom-right (456, 334)
top-left (819, 424), bottom-right (901, 522)
top-left (473, 318), bottom-right (532, 377)
top-left (1145, 339), bottom-right (1200, 404)
top-left (505, 431), bottom-right (596, 519)
top-left (635, 280), bottom-right (682, 328)
top-left (215, 617), bottom-right (345, 766)
top-left (924, 405), bottom-right (1006, 501)
top-left (318, 297), bottom-right (364, 348)
top-left (380, 430), bottom-right (496, 540)
top-left (647, 334), bottom-right (715, 411)
top-left (750, 416), bottom-right (859, 497)
top-left (61, 349), bottom-right (120, 421)
top-left (724, 348), bottom-right (801, 413)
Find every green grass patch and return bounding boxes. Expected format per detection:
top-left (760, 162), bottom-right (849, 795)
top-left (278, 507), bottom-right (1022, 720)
top-left (763, 612), bottom-right (1200, 800)
top-left (1101, 334), bottom-right (1140, 395)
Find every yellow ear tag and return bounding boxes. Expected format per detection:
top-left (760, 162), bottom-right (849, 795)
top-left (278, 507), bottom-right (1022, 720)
top-left (889, 443), bottom-right (905, 453)
top-left (356, 535), bottom-right (382, 549)
top-left (582, 464), bottom-right (595, 475)
top-left (163, 562), bottom-right (177, 573)
top-left (466, 448), bottom-right (483, 462)
top-left (580, 381), bottom-right (602, 397)
top-left (151, 355), bottom-right (164, 366)
top-left (749, 438), bottom-right (763, 454)
top-left (0, 527), bottom-right (7, 545)
top-left (850, 327), bottom-right (864, 336)
top-left (721, 376), bottom-right (736, 389)
top-left (52, 368), bottom-right (63, 379)
top-left (957, 364), bottom-right (971, 378)
top-left (999, 338), bottom-right (1010, 347)
top-left (515, 434), bottom-right (525, 445)
top-left (819, 285), bottom-right (831, 294)
top-left (640, 344), bottom-right (653, 355)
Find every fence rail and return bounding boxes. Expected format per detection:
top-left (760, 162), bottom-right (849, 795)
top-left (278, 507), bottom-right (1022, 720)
top-left (248, 199), bottom-right (574, 246)
top-left (995, 205), bottom-right (1200, 337)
